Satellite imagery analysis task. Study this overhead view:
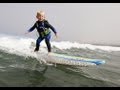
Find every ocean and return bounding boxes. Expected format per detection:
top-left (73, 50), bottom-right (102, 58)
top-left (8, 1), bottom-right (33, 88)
top-left (0, 33), bottom-right (120, 87)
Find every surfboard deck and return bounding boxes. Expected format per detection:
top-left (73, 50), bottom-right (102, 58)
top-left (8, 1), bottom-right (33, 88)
top-left (30, 42), bottom-right (105, 66)
top-left (45, 52), bottom-right (106, 66)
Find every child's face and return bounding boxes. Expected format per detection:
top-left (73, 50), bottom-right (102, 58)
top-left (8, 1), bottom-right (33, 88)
top-left (36, 13), bottom-right (45, 21)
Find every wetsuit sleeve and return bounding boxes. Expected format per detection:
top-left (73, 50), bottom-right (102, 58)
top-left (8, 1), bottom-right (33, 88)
top-left (28, 23), bottom-right (36, 32)
top-left (45, 21), bottom-right (57, 34)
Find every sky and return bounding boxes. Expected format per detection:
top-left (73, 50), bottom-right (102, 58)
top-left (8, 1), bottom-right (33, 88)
top-left (0, 3), bottom-right (120, 45)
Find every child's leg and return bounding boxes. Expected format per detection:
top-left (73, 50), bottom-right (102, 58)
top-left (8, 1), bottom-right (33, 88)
top-left (35, 37), bottom-right (43, 51)
top-left (45, 34), bottom-right (51, 52)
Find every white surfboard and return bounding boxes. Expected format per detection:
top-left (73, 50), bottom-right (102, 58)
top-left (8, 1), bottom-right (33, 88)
top-left (45, 52), bottom-right (106, 66)
top-left (30, 42), bottom-right (105, 66)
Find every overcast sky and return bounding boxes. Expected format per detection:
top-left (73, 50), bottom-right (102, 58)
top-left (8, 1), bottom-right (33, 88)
top-left (0, 3), bottom-right (120, 45)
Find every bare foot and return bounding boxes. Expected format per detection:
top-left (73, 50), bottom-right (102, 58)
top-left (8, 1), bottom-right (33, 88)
top-left (48, 52), bottom-right (52, 55)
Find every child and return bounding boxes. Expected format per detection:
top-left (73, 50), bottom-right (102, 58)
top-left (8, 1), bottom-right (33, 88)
top-left (26, 11), bottom-right (57, 53)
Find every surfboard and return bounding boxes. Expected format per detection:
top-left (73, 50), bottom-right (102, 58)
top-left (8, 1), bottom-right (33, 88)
top-left (46, 53), bottom-right (105, 66)
top-left (30, 42), bottom-right (105, 66)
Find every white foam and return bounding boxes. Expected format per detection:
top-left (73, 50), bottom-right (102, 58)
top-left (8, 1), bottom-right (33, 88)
top-left (0, 34), bottom-right (120, 59)
top-left (0, 35), bottom-right (36, 57)
top-left (52, 41), bottom-right (120, 52)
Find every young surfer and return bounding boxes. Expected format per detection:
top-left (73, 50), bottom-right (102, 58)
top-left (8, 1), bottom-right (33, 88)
top-left (26, 11), bottom-right (57, 53)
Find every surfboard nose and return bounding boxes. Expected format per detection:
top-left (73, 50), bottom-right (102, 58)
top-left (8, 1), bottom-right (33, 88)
top-left (94, 59), bottom-right (106, 65)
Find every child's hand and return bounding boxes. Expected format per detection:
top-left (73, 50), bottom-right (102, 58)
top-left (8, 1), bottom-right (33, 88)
top-left (25, 32), bottom-right (29, 35)
top-left (55, 33), bottom-right (58, 38)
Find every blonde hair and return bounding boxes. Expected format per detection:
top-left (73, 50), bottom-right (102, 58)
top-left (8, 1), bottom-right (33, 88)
top-left (36, 11), bottom-right (45, 19)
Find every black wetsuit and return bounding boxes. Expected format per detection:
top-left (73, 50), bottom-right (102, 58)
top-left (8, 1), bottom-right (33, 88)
top-left (28, 20), bottom-right (57, 52)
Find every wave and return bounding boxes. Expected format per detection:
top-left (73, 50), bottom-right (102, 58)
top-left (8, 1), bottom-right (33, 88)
top-left (52, 41), bottom-right (120, 52)
top-left (0, 33), bottom-right (120, 58)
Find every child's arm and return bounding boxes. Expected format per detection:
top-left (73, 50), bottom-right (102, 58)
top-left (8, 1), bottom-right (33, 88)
top-left (28, 23), bottom-right (36, 32)
top-left (45, 21), bottom-right (57, 36)
top-left (25, 23), bottom-right (36, 34)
